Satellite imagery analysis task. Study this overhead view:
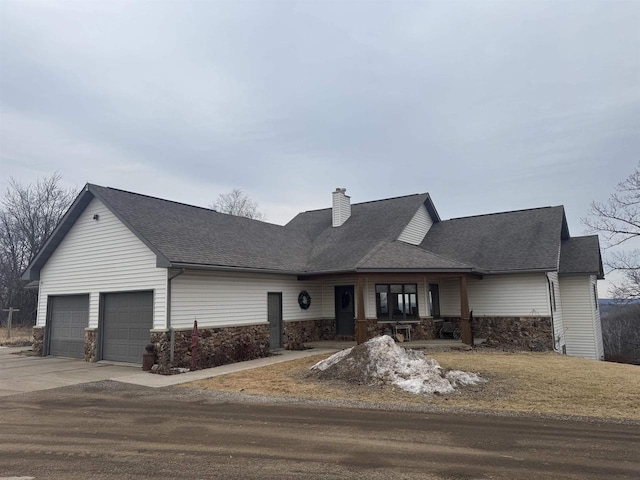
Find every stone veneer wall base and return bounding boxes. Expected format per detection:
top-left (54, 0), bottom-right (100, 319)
top-left (152, 325), bottom-right (270, 373)
top-left (283, 318), bottom-right (336, 350)
top-left (32, 326), bottom-right (44, 356)
top-left (440, 316), bottom-right (553, 351)
top-left (150, 330), bottom-right (172, 374)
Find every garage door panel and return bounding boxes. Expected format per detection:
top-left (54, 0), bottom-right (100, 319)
top-left (49, 295), bottom-right (89, 359)
top-left (102, 291), bottom-right (153, 363)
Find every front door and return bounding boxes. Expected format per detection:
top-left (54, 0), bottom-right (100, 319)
top-left (267, 292), bottom-right (283, 349)
top-left (335, 285), bottom-right (355, 336)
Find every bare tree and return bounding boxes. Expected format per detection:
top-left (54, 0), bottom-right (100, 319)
top-left (0, 174), bottom-right (77, 325)
top-left (601, 303), bottom-right (640, 364)
top-left (583, 163), bottom-right (640, 299)
top-left (211, 188), bottom-right (266, 221)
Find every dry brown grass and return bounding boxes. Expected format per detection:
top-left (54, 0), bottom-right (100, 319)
top-left (186, 349), bottom-right (640, 421)
top-left (0, 326), bottom-right (33, 346)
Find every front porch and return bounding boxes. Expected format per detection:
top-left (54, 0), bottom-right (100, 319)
top-left (300, 271), bottom-right (477, 346)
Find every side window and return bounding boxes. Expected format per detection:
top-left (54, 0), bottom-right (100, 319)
top-left (549, 281), bottom-right (556, 312)
top-left (429, 283), bottom-right (440, 317)
top-left (593, 284), bottom-right (598, 310)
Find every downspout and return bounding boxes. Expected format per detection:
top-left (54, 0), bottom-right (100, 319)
top-left (545, 273), bottom-right (561, 353)
top-left (167, 268), bottom-right (186, 364)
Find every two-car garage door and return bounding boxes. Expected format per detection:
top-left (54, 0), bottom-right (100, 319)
top-left (48, 291), bottom-right (152, 363)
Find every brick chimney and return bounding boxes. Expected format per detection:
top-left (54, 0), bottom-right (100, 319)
top-left (332, 188), bottom-right (351, 227)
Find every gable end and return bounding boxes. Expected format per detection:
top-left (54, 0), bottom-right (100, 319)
top-left (398, 204), bottom-right (434, 245)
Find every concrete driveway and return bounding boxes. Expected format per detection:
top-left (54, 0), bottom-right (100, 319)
top-left (0, 346), bottom-right (337, 396)
top-left (0, 346), bottom-right (141, 397)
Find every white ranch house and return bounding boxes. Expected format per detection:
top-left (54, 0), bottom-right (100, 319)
top-left (23, 185), bottom-right (604, 368)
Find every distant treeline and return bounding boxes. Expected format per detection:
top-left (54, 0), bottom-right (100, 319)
top-left (599, 300), bottom-right (640, 365)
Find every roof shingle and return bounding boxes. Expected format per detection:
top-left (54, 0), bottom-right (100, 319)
top-left (23, 184), bottom-right (604, 281)
top-left (559, 236), bottom-right (604, 279)
top-left (420, 206), bottom-right (568, 273)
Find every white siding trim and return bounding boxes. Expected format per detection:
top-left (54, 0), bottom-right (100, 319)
top-left (591, 275), bottom-right (604, 360)
top-left (37, 198), bottom-right (168, 330)
top-left (546, 272), bottom-right (565, 351)
top-left (398, 205), bottom-right (433, 245)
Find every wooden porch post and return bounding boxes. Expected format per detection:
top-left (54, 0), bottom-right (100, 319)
top-left (355, 276), bottom-right (368, 344)
top-left (460, 274), bottom-right (473, 345)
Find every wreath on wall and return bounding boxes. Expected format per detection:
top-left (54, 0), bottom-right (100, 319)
top-left (298, 290), bottom-right (311, 310)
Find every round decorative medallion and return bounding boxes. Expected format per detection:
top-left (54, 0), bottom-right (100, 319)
top-left (298, 290), bottom-right (311, 310)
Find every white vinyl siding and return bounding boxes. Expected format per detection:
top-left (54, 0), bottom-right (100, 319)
top-left (591, 275), bottom-right (604, 359)
top-left (170, 271), bottom-right (325, 330)
top-left (439, 274), bottom-right (551, 317)
top-left (37, 198), bottom-right (168, 330)
top-left (171, 273), bottom-right (434, 328)
top-left (559, 275), bottom-right (603, 360)
top-left (397, 205), bottom-right (433, 245)
top-left (546, 272), bottom-right (565, 351)
top-left (439, 280), bottom-right (461, 316)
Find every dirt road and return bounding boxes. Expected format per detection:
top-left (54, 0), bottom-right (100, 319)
top-left (1, 382), bottom-right (638, 479)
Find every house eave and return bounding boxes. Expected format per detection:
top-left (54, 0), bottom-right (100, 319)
top-left (168, 262), bottom-right (304, 276)
top-left (483, 268), bottom-right (556, 275)
top-left (355, 267), bottom-right (479, 274)
top-left (21, 186), bottom-right (95, 282)
top-left (559, 271), bottom-right (605, 280)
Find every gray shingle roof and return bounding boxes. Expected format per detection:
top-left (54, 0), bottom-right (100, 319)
top-left (356, 241), bottom-right (474, 271)
top-left (91, 185), bottom-right (311, 272)
top-left (23, 184), bottom-right (603, 281)
top-left (420, 206), bottom-right (569, 273)
top-left (285, 194), bottom-right (434, 272)
top-left (559, 236), bottom-right (604, 279)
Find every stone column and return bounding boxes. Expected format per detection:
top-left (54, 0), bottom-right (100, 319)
top-left (84, 328), bottom-right (98, 362)
top-left (32, 326), bottom-right (45, 356)
top-left (150, 330), bottom-right (171, 373)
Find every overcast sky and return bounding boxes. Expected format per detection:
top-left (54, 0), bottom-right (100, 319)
top-left (1, 0), bottom-right (639, 296)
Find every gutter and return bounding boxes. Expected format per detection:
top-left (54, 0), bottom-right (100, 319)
top-left (167, 268), bottom-right (186, 364)
top-left (168, 262), bottom-right (303, 276)
top-left (546, 273), bottom-right (561, 354)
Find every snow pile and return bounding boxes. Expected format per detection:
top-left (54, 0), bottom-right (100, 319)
top-left (310, 335), bottom-right (485, 395)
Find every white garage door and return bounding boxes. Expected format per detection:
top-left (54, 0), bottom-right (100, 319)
top-left (49, 295), bottom-right (89, 359)
top-left (102, 291), bottom-right (153, 363)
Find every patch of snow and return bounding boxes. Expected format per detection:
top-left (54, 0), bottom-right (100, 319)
top-left (310, 335), bottom-right (485, 395)
top-left (312, 346), bottom-right (353, 371)
top-left (445, 369), bottom-right (484, 388)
